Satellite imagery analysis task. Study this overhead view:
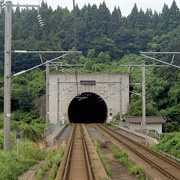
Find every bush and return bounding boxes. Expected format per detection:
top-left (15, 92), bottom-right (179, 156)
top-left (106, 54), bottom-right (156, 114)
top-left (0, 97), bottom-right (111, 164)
top-left (19, 123), bottom-right (42, 142)
top-left (48, 164), bottom-right (58, 180)
top-left (96, 147), bottom-right (112, 176)
top-left (35, 145), bottom-right (65, 179)
top-left (153, 132), bottom-right (180, 158)
top-left (118, 156), bottom-right (130, 167)
top-left (0, 132), bottom-right (16, 150)
top-left (0, 113), bottom-right (3, 129)
top-left (0, 132), bottom-right (3, 150)
top-left (129, 165), bottom-right (141, 175)
top-left (0, 140), bottom-right (47, 180)
top-left (11, 108), bottom-right (39, 124)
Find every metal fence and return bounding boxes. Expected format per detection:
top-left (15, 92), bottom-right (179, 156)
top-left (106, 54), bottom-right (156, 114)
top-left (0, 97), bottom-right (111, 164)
top-left (44, 121), bottom-right (61, 138)
top-left (119, 121), bottom-right (160, 141)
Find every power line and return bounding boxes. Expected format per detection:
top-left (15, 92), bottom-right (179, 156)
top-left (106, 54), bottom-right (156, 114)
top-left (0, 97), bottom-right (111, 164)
top-left (73, 0), bottom-right (79, 95)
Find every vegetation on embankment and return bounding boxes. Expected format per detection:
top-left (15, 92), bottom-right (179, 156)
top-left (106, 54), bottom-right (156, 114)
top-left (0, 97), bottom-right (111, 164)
top-left (34, 144), bottom-right (65, 180)
top-left (110, 144), bottom-right (146, 179)
top-left (0, 139), bottom-right (47, 180)
top-left (153, 132), bottom-right (180, 159)
top-left (94, 142), bottom-right (112, 176)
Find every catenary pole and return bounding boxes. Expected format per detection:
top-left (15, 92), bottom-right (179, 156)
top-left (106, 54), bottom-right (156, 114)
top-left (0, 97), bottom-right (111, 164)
top-left (46, 61), bottom-right (50, 128)
top-left (119, 78), bottom-right (123, 124)
top-left (4, 1), bottom-right (12, 151)
top-left (142, 59), bottom-right (146, 126)
top-left (57, 78), bottom-right (60, 122)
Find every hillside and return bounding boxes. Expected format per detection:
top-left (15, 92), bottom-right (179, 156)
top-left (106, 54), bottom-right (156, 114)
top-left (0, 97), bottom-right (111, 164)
top-left (0, 1), bottom-right (179, 132)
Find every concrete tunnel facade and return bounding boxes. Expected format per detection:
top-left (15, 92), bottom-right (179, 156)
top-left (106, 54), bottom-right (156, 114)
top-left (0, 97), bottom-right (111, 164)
top-left (68, 92), bottom-right (108, 123)
top-left (48, 73), bottom-right (129, 124)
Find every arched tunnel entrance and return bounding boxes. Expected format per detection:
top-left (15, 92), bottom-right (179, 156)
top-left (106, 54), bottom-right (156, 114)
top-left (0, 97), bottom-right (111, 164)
top-left (68, 92), bottom-right (107, 123)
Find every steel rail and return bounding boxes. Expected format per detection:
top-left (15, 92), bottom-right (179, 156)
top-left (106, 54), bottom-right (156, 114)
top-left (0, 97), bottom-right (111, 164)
top-left (55, 125), bottom-right (75, 179)
top-left (108, 125), bottom-right (180, 169)
top-left (56, 124), bottom-right (93, 180)
top-left (62, 125), bottom-right (75, 180)
top-left (81, 124), bottom-right (94, 180)
top-left (96, 124), bottom-right (180, 180)
top-left (53, 125), bottom-right (67, 145)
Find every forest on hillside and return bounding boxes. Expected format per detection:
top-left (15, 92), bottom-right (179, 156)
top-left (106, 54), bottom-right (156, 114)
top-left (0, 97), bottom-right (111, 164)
top-left (0, 1), bottom-right (179, 132)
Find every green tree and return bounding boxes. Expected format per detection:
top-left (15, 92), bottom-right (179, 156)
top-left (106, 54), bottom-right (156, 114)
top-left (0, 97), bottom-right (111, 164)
top-left (87, 49), bottom-right (96, 59)
top-left (136, 9), bottom-right (147, 30)
top-left (168, 81), bottom-right (180, 105)
top-left (96, 51), bottom-right (110, 64)
top-left (27, 69), bottom-right (46, 98)
top-left (127, 3), bottom-right (139, 29)
top-left (108, 7), bottom-right (122, 39)
top-left (11, 77), bottom-right (34, 111)
top-left (150, 11), bottom-right (161, 35)
top-left (84, 61), bottom-right (93, 71)
top-left (160, 4), bottom-right (170, 32)
top-left (94, 1), bottom-right (111, 36)
top-left (168, 0), bottom-right (180, 30)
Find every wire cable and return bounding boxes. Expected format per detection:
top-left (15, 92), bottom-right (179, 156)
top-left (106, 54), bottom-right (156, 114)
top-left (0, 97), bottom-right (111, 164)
top-left (73, 0), bottom-right (79, 95)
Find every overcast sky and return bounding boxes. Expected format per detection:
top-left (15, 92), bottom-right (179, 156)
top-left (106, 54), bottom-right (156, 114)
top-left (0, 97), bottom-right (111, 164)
top-left (11, 0), bottom-right (180, 16)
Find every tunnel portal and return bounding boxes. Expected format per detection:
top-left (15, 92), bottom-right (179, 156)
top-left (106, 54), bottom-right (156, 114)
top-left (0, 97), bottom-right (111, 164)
top-left (68, 92), bottom-right (107, 123)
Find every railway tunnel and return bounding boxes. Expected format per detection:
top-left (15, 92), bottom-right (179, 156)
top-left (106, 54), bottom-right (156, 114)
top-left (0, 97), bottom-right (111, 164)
top-left (68, 92), bottom-right (107, 123)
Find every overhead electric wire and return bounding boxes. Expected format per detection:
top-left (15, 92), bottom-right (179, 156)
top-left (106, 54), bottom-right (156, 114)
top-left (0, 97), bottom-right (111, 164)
top-left (73, 0), bottom-right (79, 95)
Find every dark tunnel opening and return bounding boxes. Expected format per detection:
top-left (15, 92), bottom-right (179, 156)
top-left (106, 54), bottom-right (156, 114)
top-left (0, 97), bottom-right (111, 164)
top-left (68, 92), bottom-right (107, 123)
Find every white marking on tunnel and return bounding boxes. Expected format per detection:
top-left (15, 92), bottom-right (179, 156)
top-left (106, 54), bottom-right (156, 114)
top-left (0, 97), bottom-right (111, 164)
top-left (76, 96), bottom-right (88, 101)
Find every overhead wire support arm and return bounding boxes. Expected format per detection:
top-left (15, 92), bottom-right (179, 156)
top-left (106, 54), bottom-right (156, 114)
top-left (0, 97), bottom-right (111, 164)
top-left (140, 52), bottom-right (180, 55)
top-left (13, 50), bottom-right (82, 54)
top-left (48, 63), bottom-right (84, 67)
top-left (13, 4), bottom-right (40, 8)
top-left (13, 54), bottom-right (68, 77)
top-left (120, 64), bottom-right (169, 67)
top-left (141, 54), bottom-right (180, 69)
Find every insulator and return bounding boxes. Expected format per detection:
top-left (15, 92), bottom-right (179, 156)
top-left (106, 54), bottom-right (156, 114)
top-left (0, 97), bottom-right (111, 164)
top-left (39, 22), bottom-right (44, 26)
top-left (0, 0), bottom-right (5, 14)
top-left (37, 14), bottom-right (44, 26)
top-left (37, 14), bottom-right (41, 18)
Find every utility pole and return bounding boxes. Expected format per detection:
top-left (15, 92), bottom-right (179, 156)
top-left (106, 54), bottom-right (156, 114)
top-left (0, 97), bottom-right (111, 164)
top-left (57, 78), bottom-right (60, 122)
top-left (46, 61), bottom-right (50, 128)
top-left (3, 1), bottom-right (82, 150)
top-left (119, 78), bottom-right (123, 124)
top-left (142, 59), bottom-right (146, 126)
top-left (4, 1), bottom-right (12, 151)
top-left (122, 62), bottom-right (146, 126)
top-left (3, 1), bottom-right (42, 151)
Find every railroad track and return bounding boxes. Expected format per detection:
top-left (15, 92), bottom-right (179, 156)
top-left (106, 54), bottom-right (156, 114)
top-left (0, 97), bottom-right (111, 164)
top-left (55, 124), bottom-right (109, 180)
top-left (54, 125), bottom-right (72, 145)
top-left (112, 125), bottom-right (148, 145)
top-left (95, 124), bottom-right (180, 180)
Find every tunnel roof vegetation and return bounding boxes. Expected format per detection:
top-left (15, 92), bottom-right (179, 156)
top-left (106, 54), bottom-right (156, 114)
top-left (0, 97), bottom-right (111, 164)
top-left (0, 0), bottom-right (179, 133)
